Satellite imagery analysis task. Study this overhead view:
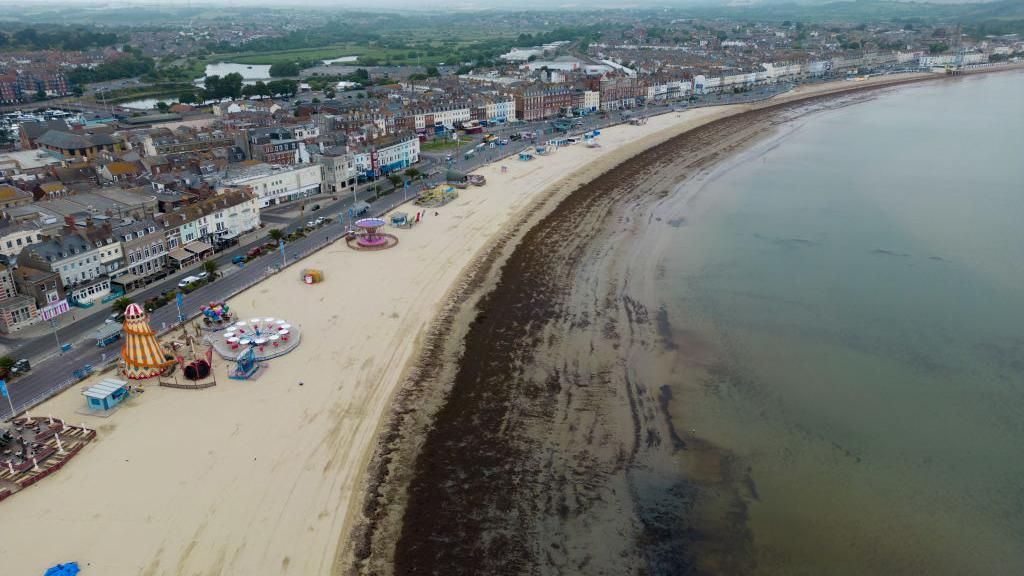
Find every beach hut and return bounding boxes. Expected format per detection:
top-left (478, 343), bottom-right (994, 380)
top-left (82, 378), bottom-right (129, 411)
top-left (120, 303), bottom-right (173, 379)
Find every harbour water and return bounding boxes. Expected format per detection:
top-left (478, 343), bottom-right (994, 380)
top-left (658, 72), bottom-right (1024, 573)
top-left (119, 96), bottom-right (179, 110)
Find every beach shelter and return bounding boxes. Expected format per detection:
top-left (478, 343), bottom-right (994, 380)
top-left (82, 378), bottom-right (128, 411)
top-left (119, 303), bottom-right (172, 379)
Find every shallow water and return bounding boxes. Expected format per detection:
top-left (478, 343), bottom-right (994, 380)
top-left (202, 62), bottom-right (272, 81)
top-left (657, 72), bottom-right (1024, 574)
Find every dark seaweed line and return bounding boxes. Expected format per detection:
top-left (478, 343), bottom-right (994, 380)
top-left (342, 72), bottom-right (959, 576)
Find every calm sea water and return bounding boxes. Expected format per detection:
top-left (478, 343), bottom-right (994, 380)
top-left (659, 72), bottom-right (1024, 574)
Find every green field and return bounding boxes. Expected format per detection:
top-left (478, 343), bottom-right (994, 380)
top-left (95, 83), bottom-right (196, 104)
top-left (420, 138), bottom-right (471, 152)
top-left (219, 44), bottom-right (460, 67)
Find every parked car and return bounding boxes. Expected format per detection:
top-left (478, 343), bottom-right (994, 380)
top-left (10, 358), bottom-right (31, 376)
top-left (247, 247), bottom-right (263, 258)
top-left (232, 255), bottom-right (245, 265)
top-left (306, 220), bottom-right (316, 228)
top-left (498, 138), bottom-right (510, 145)
top-left (315, 216), bottom-right (326, 225)
top-left (310, 204), bottom-right (321, 211)
top-left (177, 275), bottom-right (200, 288)
top-left (195, 271), bottom-right (209, 280)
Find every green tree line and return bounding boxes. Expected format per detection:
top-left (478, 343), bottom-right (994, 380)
top-left (0, 26), bottom-right (120, 51)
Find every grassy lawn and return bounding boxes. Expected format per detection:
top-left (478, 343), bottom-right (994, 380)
top-left (221, 45), bottom-right (422, 66)
top-left (94, 83), bottom-right (196, 104)
top-left (420, 138), bottom-right (471, 152)
top-left (211, 42), bottom-right (479, 67)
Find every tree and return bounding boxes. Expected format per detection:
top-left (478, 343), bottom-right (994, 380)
top-left (269, 61), bottom-right (301, 77)
top-left (268, 228), bottom-right (284, 242)
top-left (156, 101), bottom-right (170, 112)
top-left (325, 89), bottom-right (336, 99)
top-left (425, 66), bottom-right (439, 77)
top-left (71, 85), bottom-right (84, 97)
top-left (112, 297), bottom-right (132, 314)
top-left (35, 87), bottom-right (46, 101)
top-left (404, 167), bottom-right (421, 180)
top-left (202, 259), bottom-right (219, 279)
top-left (387, 174), bottom-right (403, 189)
top-left (0, 356), bottom-right (15, 371)
top-left (267, 79), bottom-right (298, 97)
top-left (204, 72), bottom-right (244, 100)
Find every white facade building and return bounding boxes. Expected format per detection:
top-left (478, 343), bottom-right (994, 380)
top-left (485, 98), bottom-right (517, 123)
top-left (225, 163), bottom-right (323, 208)
top-left (353, 136), bottom-right (421, 179)
top-left (414, 107), bottom-right (471, 130)
top-left (316, 148), bottom-right (358, 194)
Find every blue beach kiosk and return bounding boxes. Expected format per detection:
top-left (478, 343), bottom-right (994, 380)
top-left (82, 378), bottom-right (129, 412)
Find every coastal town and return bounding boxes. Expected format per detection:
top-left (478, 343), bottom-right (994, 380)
top-left (0, 11), bottom-right (1019, 342)
top-left (0, 2), bottom-right (1022, 574)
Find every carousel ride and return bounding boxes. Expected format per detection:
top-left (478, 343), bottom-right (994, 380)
top-left (198, 301), bottom-right (234, 331)
top-left (207, 316), bottom-right (301, 368)
top-left (345, 218), bottom-right (399, 251)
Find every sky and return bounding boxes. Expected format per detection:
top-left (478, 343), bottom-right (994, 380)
top-left (17, 0), bottom-right (730, 8)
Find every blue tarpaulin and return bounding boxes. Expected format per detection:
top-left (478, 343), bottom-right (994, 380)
top-left (44, 563), bottom-right (80, 576)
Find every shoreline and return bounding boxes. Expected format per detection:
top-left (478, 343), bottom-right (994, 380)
top-left (344, 66), bottom-right (1023, 575)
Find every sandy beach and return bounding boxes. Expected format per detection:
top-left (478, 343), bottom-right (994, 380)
top-left (0, 69), bottom-right (993, 575)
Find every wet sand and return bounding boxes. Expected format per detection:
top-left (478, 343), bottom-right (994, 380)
top-left (346, 68), bottom-right (1022, 576)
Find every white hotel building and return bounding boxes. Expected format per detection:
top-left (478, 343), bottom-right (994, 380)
top-left (224, 163), bottom-right (323, 208)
